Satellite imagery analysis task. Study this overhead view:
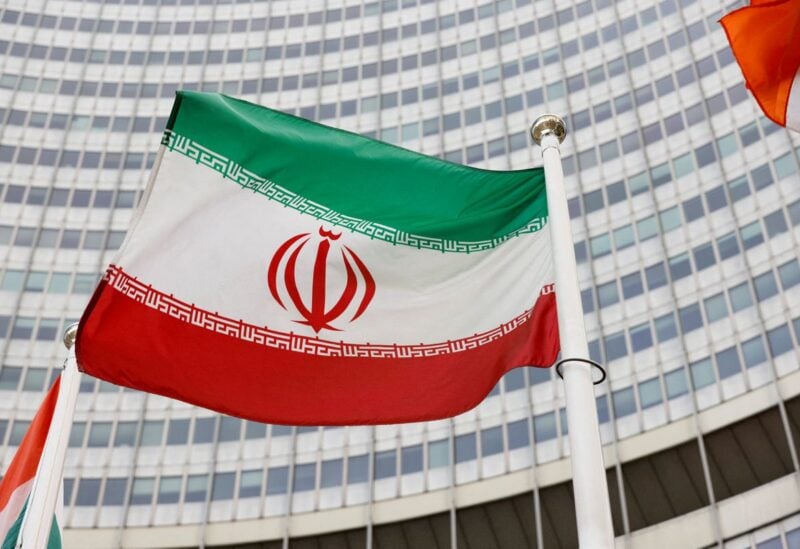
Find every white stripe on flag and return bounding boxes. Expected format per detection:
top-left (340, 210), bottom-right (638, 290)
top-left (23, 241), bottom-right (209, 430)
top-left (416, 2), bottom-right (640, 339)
top-left (787, 67), bottom-right (800, 132)
top-left (0, 478), bottom-right (32, 544)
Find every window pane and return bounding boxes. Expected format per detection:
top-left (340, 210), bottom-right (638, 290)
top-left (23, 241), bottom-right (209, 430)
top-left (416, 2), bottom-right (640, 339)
top-left (742, 336), bottom-right (767, 368)
top-left (320, 459), bottom-right (343, 488)
top-left (612, 387), bottom-right (636, 417)
top-left (534, 412), bottom-right (557, 442)
top-left (690, 358), bottom-right (715, 389)
top-left (665, 369), bottom-right (688, 398)
top-left (715, 347), bottom-right (742, 379)
top-left (294, 463), bottom-right (317, 490)
top-left (266, 466), bottom-right (289, 494)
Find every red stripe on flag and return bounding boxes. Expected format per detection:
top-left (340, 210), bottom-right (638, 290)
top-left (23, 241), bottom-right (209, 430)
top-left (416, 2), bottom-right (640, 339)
top-left (76, 281), bottom-right (559, 425)
top-left (0, 377), bottom-right (60, 511)
top-left (720, 0), bottom-right (800, 127)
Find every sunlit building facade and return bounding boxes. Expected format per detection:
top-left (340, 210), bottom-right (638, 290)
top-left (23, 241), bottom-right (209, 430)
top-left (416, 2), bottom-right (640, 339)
top-left (2, 0), bottom-right (800, 547)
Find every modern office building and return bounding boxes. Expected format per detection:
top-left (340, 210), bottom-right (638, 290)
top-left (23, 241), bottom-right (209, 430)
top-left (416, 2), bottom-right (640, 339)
top-left (1, 0), bottom-right (800, 547)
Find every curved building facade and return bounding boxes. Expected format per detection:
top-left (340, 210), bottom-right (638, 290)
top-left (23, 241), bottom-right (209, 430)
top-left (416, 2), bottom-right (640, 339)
top-left (1, 0), bottom-right (800, 547)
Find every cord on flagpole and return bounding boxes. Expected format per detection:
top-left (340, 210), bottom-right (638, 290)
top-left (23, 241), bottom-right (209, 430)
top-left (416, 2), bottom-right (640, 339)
top-left (531, 115), bottom-right (616, 548)
top-left (16, 324), bottom-right (81, 549)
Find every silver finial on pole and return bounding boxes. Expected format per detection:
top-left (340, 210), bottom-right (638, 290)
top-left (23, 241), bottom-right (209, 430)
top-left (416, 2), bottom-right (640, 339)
top-left (63, 323), bottom-right (79, 349)
top-left (530, 114), bottom-right (567, 146)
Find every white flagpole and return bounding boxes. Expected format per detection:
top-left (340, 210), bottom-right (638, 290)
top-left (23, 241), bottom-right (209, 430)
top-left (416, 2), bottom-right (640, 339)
top-left (531, 115), bottom-right (615, 548)
top-left (16, 324), bottom-right (81, 549)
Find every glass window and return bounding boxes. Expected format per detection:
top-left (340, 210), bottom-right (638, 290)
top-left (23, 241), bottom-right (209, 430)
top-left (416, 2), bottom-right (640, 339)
top-left (655, 312), bottom-right (678, 342)
top-left (665, 368), bottom-right (689, 398)
top-left (715, 346), bottom-right (742, 379)
top-left (740, 221), bottom-right (764, 249)
top-left (320, 459), bottom-right (343, 488)
top-left (157, 476), bottom-right (182, 504)
top-left (184, 474), bottom-right (208, 503)
top-left (166, 419), bottom-right (189, 445)
top-left (646, 262), bottom-right (668, 290)
top-left (669, 253), bottom-right (692, 280)
top-left (638, 378), bottom-right (662, 409)
top-left (22, 368), bottom-right (47, 391)
top-left (613, 225), bottom-right (635, 250)
top-left (400, 445), bottom-right (423, 474)
top-left (754, 271), bottom-right (779, 301)
top-left (604, 331), bottom-right (627, 361)
top-left (534, 412), bottom-right (557, 442)
top-left (455, 433), bottom-right (477, 462)
top-left (673, 152), bottom-right (695, 178)
top-left (606, 182), bottom-right (626, 205)
top-left (347, 455), bottom-right (368, 484)
top-left (102, 478), bottom-right (127, 506)
top-left (728, 176), bottom-right (750, 202)
top-left (193, 417), bottom-right (216, 444)
top-left (637, 215), bottom-right (658, 241)
top-left (597, 281), bottom-right (619, 307)
top-left (764, 210), bottom-right (788, 237)
top-left (690, 358), bottom-right (715, 389)
top-left (659, 207), bottom-right (680, 231)
top-left (717, 232), bottom-right (740, 260)
top-left (621, 272), bottom-right (643, 299)
top-left (266, 466), bottom-right (289, 494)
top-left (75, 478), bottom-right (101, 506)
top-left (767, 324), bottom-right (793, 357)
top-left (628, 172), bottom-right (649, 195)
top-left (504, 369), bottom-right (524, 392)
top-left (218, 416), bottom-right (241, 442)
top-left (130, 477), bottom-right (155, 505)
top-left (693, 242), bottom-right (716, 271)
top-left (140, 420), bottom-right (163, 446)
top-left (507, 419), bottom-right (529, 450)
top-left (583, 189), bottom-right (604, 213)
top-left (590, 234), bottom-right (611, 258)
top-left (239, 470), bottom-right (262, 498)
top-left (729, 282), bottom-right (753, 312)
top-left (0, 366), bottom-right (21, 390)
top-left (779, 260), bottom-right (800, 289)
top-left (88, 422), bottom-right (111, 447)
top-left (679, 304), bottom-right (703, 333)
top-left (68, 422), bottom-right (86, 447)
top-left (114, 421), bottom-right (136, 447)
top-left (751, 163), bottom-right (774, 190)
top-left (428, 439), bottom-right (450, 468)
top-left (742, 336), bottom-right (767, 368)
top-left (294, 463), bottom-right (317, 490)
top-left (612, 387), bottom-right (636, 417)
top-left (596, 395), bottom-right (610, 424)
top-left (481, 426), bottom-right (503, 456)
top-left (630, 322), bottom-right (653, 352)
top-left (373, 450), bottom-right (396, 480)
top-left (703, 293), bottom-right (728, 323)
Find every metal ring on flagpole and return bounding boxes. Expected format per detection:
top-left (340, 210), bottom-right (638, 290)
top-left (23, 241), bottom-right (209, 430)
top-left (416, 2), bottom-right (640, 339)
top-left (554, 357), bottom-right (607, 385)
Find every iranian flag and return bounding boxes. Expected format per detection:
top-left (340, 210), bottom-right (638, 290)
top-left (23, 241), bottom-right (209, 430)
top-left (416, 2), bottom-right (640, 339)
top-left (76, 91), bottom-right (559, 425)
top-left (721, 0), bottom-right (800, 132)
top-left (0, 378), bottom-right (62, 548)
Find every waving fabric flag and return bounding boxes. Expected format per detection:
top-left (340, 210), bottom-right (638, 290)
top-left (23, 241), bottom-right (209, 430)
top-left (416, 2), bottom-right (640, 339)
top-left (721, 0), bottom-right (800, 132)
top-left (0, 377), bottom-right (62, 549)
top-left (76, 91), bottom-right (559, 425)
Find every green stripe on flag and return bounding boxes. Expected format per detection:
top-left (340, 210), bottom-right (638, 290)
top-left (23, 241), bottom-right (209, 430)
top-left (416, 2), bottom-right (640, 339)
top-left (165, 91), bottom-right (548, 246)
top-left (1, 499), bottom-right (62, 549)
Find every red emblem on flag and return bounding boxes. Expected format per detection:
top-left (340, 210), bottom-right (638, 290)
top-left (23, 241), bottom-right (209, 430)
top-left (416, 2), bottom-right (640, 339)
top-left (267, 227), bottom-right (376, 333)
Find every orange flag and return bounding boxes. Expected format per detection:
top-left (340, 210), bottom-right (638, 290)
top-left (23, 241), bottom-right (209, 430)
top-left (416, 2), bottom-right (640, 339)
top-left (721, 0), bottom-right (800, 132)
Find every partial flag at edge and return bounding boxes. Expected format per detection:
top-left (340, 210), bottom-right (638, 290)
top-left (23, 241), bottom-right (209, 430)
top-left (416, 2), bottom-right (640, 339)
top-left (0, 377), bottom-right (62, 549)
top-left (720, 0), bottom-right (800, 132)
